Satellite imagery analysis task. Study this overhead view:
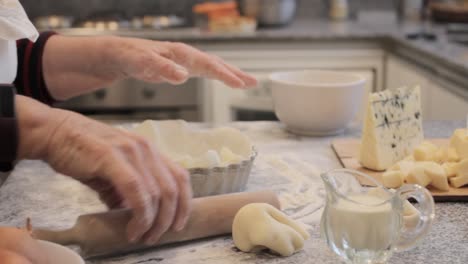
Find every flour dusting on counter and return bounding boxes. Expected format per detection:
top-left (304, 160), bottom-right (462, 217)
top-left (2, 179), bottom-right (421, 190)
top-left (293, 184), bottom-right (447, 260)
top-left (0, 161), bottom-right (106, 230)
top-left (261, 154), bottom-right (323, 223)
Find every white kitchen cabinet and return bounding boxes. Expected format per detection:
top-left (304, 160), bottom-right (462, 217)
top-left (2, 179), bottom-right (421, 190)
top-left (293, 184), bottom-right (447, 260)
top-left (427, 78), bottom-right (468, 121)
top-left (386, 55), bottom-right (431, 119)
top-left (386, 55), bottom-right (468, 121)
top-left (200, 45), bottom-right (384, 124)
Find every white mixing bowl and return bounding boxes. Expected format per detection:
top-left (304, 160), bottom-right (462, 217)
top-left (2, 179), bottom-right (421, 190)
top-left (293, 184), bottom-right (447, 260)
top-left (269, 70), bottom-right (366, 136)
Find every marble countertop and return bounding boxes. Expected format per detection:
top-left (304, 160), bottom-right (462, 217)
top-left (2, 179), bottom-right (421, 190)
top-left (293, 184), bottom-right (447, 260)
top-left (55, 14), bottom-right (468, 80)
top-left (1, 121), bottom-right (468, 264)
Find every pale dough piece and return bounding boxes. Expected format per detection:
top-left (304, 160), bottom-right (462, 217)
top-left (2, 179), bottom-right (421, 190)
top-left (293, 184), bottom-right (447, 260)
top-left (232, 203), bottom-right (310, 257)
top-left (393, 160), bottom-right (416, 179)
top-left (388, 163), bottom-right (400, 171)
top-left (390, 156), bottom-right (415, 171)
top-left (434, 147), bottom-right (460, 164)
top-left (382, 171), bottom-right (404, 189)
top-left (442, 162), bottom-right (459, 178)
top-left (419, 162), bottom-right (449, 191)
top-left (450, 159), bottom-right (468, 188)
top-left (450, 129), bottom-right (468, 160)
top-left (173, 154), bottom-right (193, 168)
top-left (433, 148), bottom-right (445, 163)
top-left (413, 141), bottom-right (439, 162)
top-left (191, 150), bottom-right (221, 168)
top-left (132, 120), bottom-right (253, 169)
top-left (406, 166), bottom-right (432, 187)
top-left (447, 147), bottom-right (460, 162)
top-left (403, 201), bottom-right (420, 229)
top-left (220, 147), bottom-right (244, 166)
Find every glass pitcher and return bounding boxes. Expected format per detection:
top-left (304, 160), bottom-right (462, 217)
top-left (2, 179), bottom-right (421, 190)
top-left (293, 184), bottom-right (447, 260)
top-left (320, 169), bottom-right (435, 264)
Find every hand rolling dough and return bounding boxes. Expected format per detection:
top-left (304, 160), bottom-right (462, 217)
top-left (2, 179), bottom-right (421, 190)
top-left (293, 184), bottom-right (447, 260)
top-left (232, 203), bottom-right (310, 257)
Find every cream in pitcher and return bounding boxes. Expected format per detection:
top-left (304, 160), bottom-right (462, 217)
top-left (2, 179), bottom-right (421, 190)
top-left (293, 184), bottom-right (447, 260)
top-left (321, 169), bottom-right (435, 264)
top-left (327, 193), bottom-right (400, 251)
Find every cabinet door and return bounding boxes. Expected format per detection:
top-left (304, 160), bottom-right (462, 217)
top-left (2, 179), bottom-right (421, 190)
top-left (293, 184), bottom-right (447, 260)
top-left (343, 70), bottom-right (374, 125)
top-left (427, 78), bottom-right (468, 121)
top-left (200, 72), bottom-right (271, 124)
top-left (387, 55), bottom-right (468, 121)
top-left (386, 55), bottom-right (431, 119)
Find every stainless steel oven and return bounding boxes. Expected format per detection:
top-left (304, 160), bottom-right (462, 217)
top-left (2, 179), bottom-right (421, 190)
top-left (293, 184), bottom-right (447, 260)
top-left (54, 78), bottom-right (201, 121)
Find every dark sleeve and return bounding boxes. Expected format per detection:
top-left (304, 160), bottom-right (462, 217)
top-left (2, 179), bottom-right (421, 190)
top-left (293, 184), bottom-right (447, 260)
top-left (14, 32), bottom-right (57, 105)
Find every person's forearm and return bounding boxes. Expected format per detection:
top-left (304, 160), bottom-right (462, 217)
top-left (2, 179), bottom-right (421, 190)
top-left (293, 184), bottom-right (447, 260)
top-left (42, 35), bottom-right (121, 101)
top-left (16, 95), bottom-right (67, 159)
top-left (42, 35), bottom-right (257, 101)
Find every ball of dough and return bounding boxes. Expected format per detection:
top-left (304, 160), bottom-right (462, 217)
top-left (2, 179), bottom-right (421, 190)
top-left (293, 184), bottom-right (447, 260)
top-left (232, 203), bottom-right (310, 257)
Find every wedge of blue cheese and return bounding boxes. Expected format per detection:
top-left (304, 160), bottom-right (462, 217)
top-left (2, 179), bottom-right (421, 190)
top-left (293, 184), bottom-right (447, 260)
top-left (359, 86), bottom-right (424, 171)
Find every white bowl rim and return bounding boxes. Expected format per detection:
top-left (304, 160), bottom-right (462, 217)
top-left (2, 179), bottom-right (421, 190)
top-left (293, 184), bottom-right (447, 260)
top-left (269, 70), bottom-right (366, 88)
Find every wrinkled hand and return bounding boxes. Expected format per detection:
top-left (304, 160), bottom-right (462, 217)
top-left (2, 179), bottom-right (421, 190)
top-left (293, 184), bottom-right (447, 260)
top-left (16, 96), bottom-right (192, 245)
top-left (0, 227), bottom-right (48, 264)
top-left (106, 38), bottom-right (257, 88)
top-left (49, 111), bottom-right (192, 244)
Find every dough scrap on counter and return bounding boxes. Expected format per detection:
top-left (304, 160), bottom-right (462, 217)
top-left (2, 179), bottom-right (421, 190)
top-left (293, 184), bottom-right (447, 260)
top-left (403, 200), bottom-right (421, 229)
top-left (382, 170), bottom-right (405, 189)
top-left (421, 162), bottom-right (449, 191)
top-left (406, 166), bottom-right (432, 187)
top-left (232, 203), bottom-right (310, 257)
top-left (443, 162), bottom-right (459, 178)
top-left (413, 141), bottom-right (438, 162)
top-left (450, 129), bottom-right (468, 160)
top-left (132, 120), bottom-right (253, 169)
top-left (450, 159), bottom-right (468, 188)
top-left (434, 147), bottom-right (459, 164)
top-left (392, 160), bottom-right (416, 178)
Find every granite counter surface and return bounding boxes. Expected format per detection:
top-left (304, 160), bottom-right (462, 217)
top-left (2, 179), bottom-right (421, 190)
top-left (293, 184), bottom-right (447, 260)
top-left (0, 121), bottom-right (467, 264)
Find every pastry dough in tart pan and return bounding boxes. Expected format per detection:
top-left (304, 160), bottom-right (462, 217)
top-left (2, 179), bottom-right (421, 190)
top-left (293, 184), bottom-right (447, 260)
top-left (132, 120), bottom-right (256, 197)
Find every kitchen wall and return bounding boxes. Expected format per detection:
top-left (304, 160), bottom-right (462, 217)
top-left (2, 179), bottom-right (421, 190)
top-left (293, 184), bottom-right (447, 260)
top-left (20, 0), bottom-right (394, 21)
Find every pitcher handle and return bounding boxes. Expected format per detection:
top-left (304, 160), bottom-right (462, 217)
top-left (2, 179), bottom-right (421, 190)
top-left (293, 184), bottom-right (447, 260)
top-left (394, 184), bottom-right (435, 252)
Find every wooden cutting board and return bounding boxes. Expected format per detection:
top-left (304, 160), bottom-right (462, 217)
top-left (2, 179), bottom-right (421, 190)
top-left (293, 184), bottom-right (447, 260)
top-left (331, 138), bottom-right (468, 202)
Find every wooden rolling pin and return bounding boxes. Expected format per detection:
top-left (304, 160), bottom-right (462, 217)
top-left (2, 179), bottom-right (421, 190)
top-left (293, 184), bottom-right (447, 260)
top-left (32, 191), bottom-right (279, 259)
